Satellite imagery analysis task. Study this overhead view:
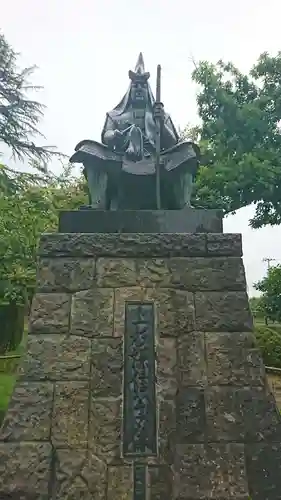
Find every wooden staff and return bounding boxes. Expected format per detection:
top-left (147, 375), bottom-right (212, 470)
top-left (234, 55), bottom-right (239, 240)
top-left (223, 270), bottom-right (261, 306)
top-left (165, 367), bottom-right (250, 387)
top-left (155, 64), bottom-right (161, 210)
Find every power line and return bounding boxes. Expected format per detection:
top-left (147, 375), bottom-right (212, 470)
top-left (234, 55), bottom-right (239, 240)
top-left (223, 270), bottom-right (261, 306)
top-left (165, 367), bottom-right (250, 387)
top-left (263, 257), bottom-right (276, 270)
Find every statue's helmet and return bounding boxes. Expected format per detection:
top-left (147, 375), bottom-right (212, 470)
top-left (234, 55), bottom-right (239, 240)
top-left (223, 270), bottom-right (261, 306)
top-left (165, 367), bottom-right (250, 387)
top-left (128, 52), bottom-right (150, 84)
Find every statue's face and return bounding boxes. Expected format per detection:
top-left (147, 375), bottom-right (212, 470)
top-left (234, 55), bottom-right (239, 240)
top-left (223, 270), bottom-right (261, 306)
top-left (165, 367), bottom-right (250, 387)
top-left (130, 82), bottom-right (148, 107)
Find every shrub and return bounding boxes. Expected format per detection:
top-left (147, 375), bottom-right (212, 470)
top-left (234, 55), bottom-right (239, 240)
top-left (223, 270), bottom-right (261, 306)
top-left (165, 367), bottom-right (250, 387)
top-left (255, 324), bottom-right (281, 368)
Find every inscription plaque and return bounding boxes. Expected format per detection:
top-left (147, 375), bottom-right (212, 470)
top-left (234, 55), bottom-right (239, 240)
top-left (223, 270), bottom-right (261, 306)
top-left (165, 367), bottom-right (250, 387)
top-left (123, 303), bottom-right (157, 457)
top-left (133, 464), bottom-right (147, 500)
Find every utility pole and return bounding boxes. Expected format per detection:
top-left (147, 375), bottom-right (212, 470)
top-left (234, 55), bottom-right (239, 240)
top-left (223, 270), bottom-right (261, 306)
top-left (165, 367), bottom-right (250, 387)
top-left (263, 257), bottom-right (276, 270)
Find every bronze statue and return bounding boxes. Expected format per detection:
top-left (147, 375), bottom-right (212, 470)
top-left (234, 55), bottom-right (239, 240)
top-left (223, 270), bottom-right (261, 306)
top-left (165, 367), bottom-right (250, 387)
top-left (70, 53), bottom-right (200, 210)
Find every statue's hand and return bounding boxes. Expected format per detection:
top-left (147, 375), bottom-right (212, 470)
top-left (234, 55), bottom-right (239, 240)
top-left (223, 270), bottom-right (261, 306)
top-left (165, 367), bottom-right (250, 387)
top-left (125, 125), bottom-right (143, 160)
top-left (153, 102), bottom-right (165, 123)
top-left (103, 129), bottom-right (124, 147)
top-left (108, 129), bottom-right (127, 149)
top-left (112, 129), bottom-right (123, 143)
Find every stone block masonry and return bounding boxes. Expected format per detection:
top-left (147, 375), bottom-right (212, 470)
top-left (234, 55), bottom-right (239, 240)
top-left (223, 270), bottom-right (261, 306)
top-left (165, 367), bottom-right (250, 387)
top-left (0, 232), bottom-right (281, 499)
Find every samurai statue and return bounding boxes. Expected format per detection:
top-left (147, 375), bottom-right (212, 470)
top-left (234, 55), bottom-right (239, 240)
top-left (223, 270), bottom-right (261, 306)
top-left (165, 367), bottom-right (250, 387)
top-left (70, 53), bottom-right (200, 210)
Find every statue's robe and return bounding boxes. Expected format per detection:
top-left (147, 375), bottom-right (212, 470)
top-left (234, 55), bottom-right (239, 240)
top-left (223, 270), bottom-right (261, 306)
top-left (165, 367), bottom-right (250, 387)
top-left (70, 79), bottom-right (200, 209)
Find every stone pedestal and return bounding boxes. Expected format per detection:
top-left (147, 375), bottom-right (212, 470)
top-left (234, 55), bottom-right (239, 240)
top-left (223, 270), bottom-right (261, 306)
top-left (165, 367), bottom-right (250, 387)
top-left (1, 231), bottom-right (281, 499)
top-left (58, 208), bottom-right (223, 234)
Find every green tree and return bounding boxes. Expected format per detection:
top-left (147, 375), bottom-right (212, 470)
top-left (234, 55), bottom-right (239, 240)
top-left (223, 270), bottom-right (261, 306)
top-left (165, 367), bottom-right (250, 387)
top-left (0, 163), bottom-right (87, 306)
top-left (0, 32), bottom-right (57, 163)
top-left (254, 265), bottom-right (281, 322)
top-left (190, 52), bottom-right (281, 227)
top-left (249, 296), bottom-right (266, 321)
top-left (0, 33), bottom-right (86, 351)
top-left (0, 31), bottom-right (70, 310)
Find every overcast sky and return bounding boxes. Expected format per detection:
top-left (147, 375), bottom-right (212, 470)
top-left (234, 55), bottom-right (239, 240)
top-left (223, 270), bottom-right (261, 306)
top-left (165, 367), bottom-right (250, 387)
top-left (2, 0), bottom-right (281, 295)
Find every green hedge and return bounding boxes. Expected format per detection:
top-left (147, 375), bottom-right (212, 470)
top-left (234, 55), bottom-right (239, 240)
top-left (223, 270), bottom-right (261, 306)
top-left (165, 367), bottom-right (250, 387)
top-left (0, 303), bottom-right (24, 354)
top-left (255, 323), bottom-right (281, 368)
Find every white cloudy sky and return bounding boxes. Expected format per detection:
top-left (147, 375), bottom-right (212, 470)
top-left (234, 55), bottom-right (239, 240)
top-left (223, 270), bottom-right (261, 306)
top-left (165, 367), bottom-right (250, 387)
top-left (2, 0), bottom-right (281, 295)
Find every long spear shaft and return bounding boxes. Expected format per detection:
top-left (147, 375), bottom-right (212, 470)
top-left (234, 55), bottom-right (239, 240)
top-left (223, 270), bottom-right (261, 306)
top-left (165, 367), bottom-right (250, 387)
top-left (155, 64), bottom-right (161, 210)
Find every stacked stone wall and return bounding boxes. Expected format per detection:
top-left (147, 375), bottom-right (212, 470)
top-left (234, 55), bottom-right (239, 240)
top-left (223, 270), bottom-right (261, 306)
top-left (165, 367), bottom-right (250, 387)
top-left (0, 233), bottom-right (281, 499)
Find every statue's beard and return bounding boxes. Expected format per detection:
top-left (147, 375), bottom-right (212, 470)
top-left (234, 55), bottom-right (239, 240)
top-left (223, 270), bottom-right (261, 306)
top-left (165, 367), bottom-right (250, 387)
top-left (131, 97), bottom-right (147, 109)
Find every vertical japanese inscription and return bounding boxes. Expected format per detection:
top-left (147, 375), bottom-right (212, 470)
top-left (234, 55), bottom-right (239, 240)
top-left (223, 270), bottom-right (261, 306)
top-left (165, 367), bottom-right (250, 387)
top-left (133, 464), bottom-right (147, 500)
top-left (123, 302), bottom-right (157, 457)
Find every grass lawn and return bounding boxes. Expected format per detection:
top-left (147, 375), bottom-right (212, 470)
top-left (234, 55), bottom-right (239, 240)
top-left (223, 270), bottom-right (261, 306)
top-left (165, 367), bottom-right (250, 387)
top-left (0, 373), bottom-right (16, 413)
top-left (0, 325), bottom-right (28, 421)
top-left (255, 319), bottom-right (281, 335)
